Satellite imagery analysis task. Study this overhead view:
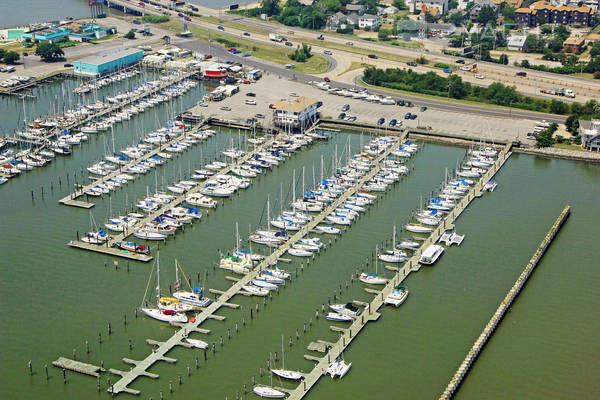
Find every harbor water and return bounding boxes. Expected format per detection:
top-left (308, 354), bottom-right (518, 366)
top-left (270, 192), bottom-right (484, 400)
top-left (0, 77), bottom-right (599, 399)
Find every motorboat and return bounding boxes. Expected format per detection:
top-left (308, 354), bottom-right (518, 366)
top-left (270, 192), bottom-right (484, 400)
top-left (133, 229), bottom-right (167, 241)
top-left (173, 287), bottom-right (212, 308)
top-left (326, 312), bottom-right (354, 322)
top-left (115, 241), bottom-right (150, 255)
top-left (80, 230), bottom-right (110, 244)
top-left (378, 249), bottom-right (407, 263)
top-left (419, 244), bottom-right (444, 265)
top-left (158, 297), bottom-right (196, 312)
top-left (384, 286), bottom-right (409, 307)
top-left (329, 303), bottom-right (361, 317)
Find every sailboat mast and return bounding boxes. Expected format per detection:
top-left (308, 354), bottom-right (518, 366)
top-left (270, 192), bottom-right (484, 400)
top-left (156, 252), bottom-right (161, 302)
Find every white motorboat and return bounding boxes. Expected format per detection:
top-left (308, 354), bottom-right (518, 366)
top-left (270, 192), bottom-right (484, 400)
top-left (186, 193), bottom-right (217, 208)
top-left (173, 289), bottom-right (212, 308)
top-left (419, 244), bottom-right (445, 265)
top-left (185, 338), bottom-right (209, 349)
top-left (326, 312), bottom-right (354, 322)
top-left (253, 385), bottom-right (286, 399)
top-left (329, 303), bottom-right (361, 317)
top-left (384, 286), bottom-right (409, 307)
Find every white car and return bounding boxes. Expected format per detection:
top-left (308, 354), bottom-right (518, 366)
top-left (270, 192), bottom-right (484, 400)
top-left (475, 74), bottom-right (485, 79)
top-left (324, 50), bottom-right (332, 55)
top-left (460, 66), bottom-right (471, 71)
top-left (245, 100), bottom-right (256, 105)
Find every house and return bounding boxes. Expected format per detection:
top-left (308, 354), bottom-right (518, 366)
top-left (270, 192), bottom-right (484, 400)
top-left (563, 35), bottom-right (586, 52)
top-left (507, 35), bottom-right (527, 51)
top-left (272, 96), bottom-right (321, 131)
top-left (358, 14), bottom-right (380, 29)
top-left (345, 3), bottom-right (365, 14)
top-left (585, 33), bottom-right (600, 44)
top-left (579, 119), bottom-right (600, 151)
top-left (378, 5), bottom-right (399, 16)
top-left (427, 23), bottom-right (457, 36)
top-left (412, 0), bottom-right (449, 15)
top-left (506, 0), bottom-right (523, 8)
top-left (515, 2), bottom-right (596, 26)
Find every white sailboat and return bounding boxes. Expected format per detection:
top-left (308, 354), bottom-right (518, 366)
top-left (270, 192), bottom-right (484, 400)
top-left (140, 252), bottom-right (188, 323)
top-left (171, 260), bottom-right (212, 308)
top-left (271, 334), bottom-right (304, 381)
top-left (378, 226), bottom-right (407, 263)
top-left (359, 245), bottom-right (387, 285)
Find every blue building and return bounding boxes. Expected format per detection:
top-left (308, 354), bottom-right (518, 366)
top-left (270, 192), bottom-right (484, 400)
top-left (73, 48), bottom-right (143, 76)
top-left (20, 24), bottom-right (116, 43)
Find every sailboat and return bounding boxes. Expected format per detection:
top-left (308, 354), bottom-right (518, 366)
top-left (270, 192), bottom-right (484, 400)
top-left (171, 260), bottom-right (212, 307)
top-left (271, 334), bottom-right (304, 381)
top-left (359, 245), bottom-right (387, 285)
top-left (384, 286), bottom-right (409, 307)
top-left (378, 226), bottom-right (408, 263)
top-left (140, 252), bottom-right (188, 323)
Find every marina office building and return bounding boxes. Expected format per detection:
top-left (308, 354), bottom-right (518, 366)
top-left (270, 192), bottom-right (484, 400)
top-left (73, 48), bottom-right (143, 77)
top-left (272, 96), bottom-right (320, 131)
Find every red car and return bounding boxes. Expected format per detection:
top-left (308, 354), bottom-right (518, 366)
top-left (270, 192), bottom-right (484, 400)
top-left (228, 48), bottom-right (236, 52)
top-left (269, 104), bottom-right (275, 109)
top-left (184, 16), bottom-right (191, 21)
top-left (323, 77), bottom-right (330, 82)
top-left (243, 80), bottom-right (251, 84)
top-left (204, 54), bottom-right (212, 59)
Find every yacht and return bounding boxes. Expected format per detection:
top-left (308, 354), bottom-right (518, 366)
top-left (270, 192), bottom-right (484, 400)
top-left (419, 244), bottom-right (444, 265)
top-left (384, 286), bottom-right (409, 307)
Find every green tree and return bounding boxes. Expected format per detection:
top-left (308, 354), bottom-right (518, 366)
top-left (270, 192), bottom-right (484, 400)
top-left (378, 28), bottom-right (392, 41)
top-left (35, 42), bottom-right (64, 62)
top-left (477, 5), bottom-right (496, 25)
top-left (449, 11), bottom-right (464, 26)
top-left (589, 42), bottom-right (600, 58)
top-left (550, 99), bottom-right (569, 114)
top-left (499, 53), bottom-right (509, 65)
top-left (393, 0), bottom-right (408, 10)
top-left (3, 51), bottom-right (20, 64)
top-left (261, 0), bottom-right (281, 15)
top-left (0, 48), bottom-right (6, 61)
top-left (535, 123), bottom-right (557, 148)
top-left (124, 30), bottom-right (136, 39)
top-left (520, 59), bottom-right (530, 68)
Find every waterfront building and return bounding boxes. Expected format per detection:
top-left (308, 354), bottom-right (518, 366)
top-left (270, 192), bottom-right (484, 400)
top-left (73, 48), bottom-right (143, 76)
top-left (579, 120), bottom-right (600, 152)
top-left (272, 96), bottom-right (321, 131)
top-left (19, 23), bottom-right (116, 43)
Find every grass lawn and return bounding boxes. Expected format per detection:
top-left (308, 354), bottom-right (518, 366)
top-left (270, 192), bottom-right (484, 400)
top-left (337, 61), bottom-right (368, 77)
top-left (0, 41), bottom-right (32, 54)
top-left (159, 20), bottom-right (330, 74)
top-left (553, 142), bottom-right (586, 151)
top-left (359, 78), bottom-right (562, 115)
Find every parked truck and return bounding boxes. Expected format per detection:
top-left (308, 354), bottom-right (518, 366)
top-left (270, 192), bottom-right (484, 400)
top-left (269, 33), bottom-right (282, 42)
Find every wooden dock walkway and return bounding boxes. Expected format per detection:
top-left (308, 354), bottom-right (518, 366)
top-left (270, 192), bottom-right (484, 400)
top-left (107, 134), bottom-right (403, 395)
top-left (284, 142), bottom-right (514, 400)
top-left (58, 120), bottom-right (206, 209)
top-left (52, 357), bottom-right (106, 377)
top-left (438, 204), bottom-right (571, 400)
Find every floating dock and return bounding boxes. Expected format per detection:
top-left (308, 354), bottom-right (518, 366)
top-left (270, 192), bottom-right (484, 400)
top-left (52, 357), bottom-right (106, 377)
top-left (106, 134), bottom-right (403, 395)
top-left (284, 142), bottom-right (514, 400)
top-left (438, 205), bottom-right (571, 400)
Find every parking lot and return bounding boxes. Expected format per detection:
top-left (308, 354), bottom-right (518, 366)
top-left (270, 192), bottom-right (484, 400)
top-left (190, 74), bottom-right (539, 142)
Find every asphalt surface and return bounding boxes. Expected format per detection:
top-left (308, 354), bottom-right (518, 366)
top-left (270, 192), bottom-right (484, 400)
top-left (179, 39), bottom-right (566, 124)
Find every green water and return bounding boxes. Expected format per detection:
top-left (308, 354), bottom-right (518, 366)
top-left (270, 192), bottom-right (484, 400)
top-left (1, 79), bottom-right (599, 399)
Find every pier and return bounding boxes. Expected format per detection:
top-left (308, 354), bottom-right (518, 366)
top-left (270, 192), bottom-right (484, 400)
top-left (58, 120), bottom-right (207, 209)
top-left (106, 134), bottom-right (403, 395)
top-left (284, 142), bottom-right (514, 400)
top-left (438, 205), bottom-right (571, 400)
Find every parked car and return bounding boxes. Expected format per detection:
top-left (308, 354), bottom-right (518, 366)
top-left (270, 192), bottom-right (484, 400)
top-left (342, 104), bottom-right (350, 111)
top-left (368, 54), bottom-right (378, 59)
top-left (269, 104), bottom-right (276, 109)
top-left (242, 80), bottom-right (251, 84)
top-left (246, 92), bottom-right (256, 97)
top-left (177, 12), bottom-right (184, 17)
top-left (285, 41), bottom-right (293, 46)
top-left (323, 77), bottom-right (330, 82)
top-left (204, 54), bottom-right (212, 59)
top-left (184, 16), bottom-right (191, 21)
top-left (63, 63), bottom-right (73, 67)
top-left (198, 102), bottom-right (208, 107)
top-left (456, 59), bottom-right (465, 64)
top-left (324, 50), bottom-right (332, 55)
top-left (338, 112), bottom-right (346, 120)
top-left (290, 92), bottom-right (298, 97)
top-left (516, 71), bottom-right (527, 77)
top-left (475, 74), bottom-right (485, 79)
top-left (377, 117), bottom-right (385, 125)
top-left (443, 68), bottom-right (452, 73)
top-left (346, 42), bottom-right (354, 45)
top-left (242, 53), bottom-right (250, 57)
top-left (221, 106), bottom-right (232, 111)
top-left (133, 19), bottom-right (141, 24)
top-left (410, 114), bottom-right (417, 120)
top-left (397, 99), bottom-right (405, 106)
top-left (404, 112), bottom-right (412, 119)
top-left (420, 106), bottom-right (427, 112)
top-left (406, 61), bottom-right (417, 67)
top-left (217, 25), bottom-right (225, 30)
top-left (245, 100), bottom-right (256, 105)
top-left (285, 63), bottom-right (295, 69)
top-left (243, 32), bottom-right (251, 36)
top-left (255, 113), bottom-right (265, 119)
top-left (389, 119), bottom-right (397, 127)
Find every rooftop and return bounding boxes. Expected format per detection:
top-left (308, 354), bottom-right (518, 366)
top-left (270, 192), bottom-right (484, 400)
top-left (75, 47), bottom-right (142, 66)
top-left (273, 96), bottom-right (319, 113)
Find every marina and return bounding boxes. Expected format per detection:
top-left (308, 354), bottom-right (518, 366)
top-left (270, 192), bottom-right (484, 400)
top-left (0, 33), bottom-right (598, 399)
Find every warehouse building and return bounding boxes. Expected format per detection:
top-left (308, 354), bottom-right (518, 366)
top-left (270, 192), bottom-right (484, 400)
top-left (73, 48), bottom-right (143, 76)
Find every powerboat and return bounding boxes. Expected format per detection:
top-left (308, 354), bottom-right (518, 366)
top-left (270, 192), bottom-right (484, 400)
top-left (172, 287), bottom-right (212, 308)
top-left (419, 244), bottom-right (444, 265)
top-left (384, 286), bottom-right (409, 307)
top-left (329, 303), bottom-right (361, 317)
top-left (326, 312), bottom-right (354, 322)
top-left (185, 338), bottom-right (209, 349)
